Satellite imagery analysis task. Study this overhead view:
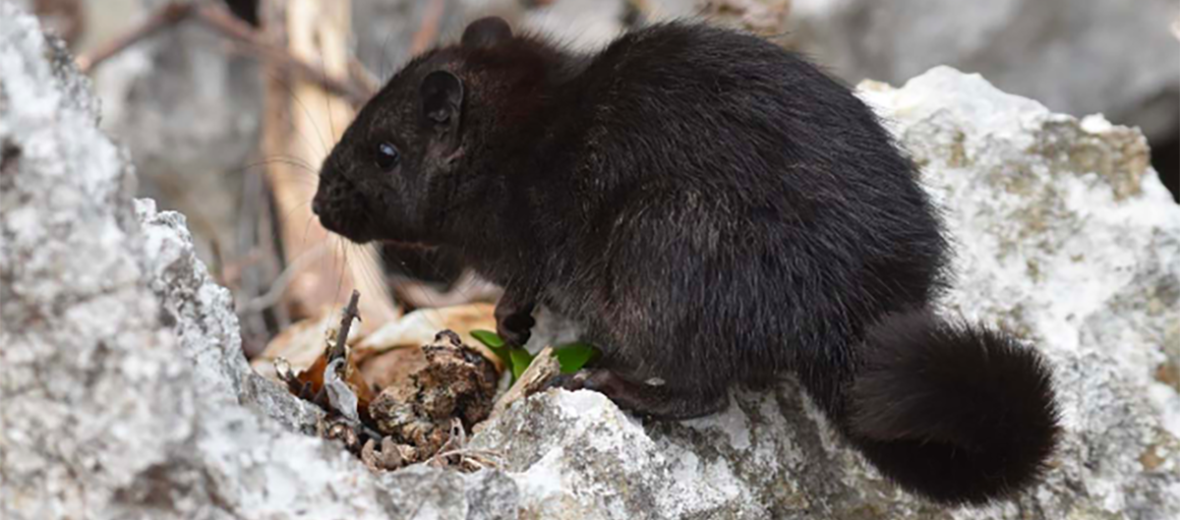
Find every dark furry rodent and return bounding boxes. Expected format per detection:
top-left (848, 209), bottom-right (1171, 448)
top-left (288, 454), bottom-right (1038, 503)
top-left (313, 17), bottom-right (1060, 505)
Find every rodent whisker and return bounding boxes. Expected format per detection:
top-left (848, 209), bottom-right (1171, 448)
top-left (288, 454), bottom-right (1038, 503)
top-left (296, 211), bottom-right (318, 250)
top-left (350, 242), bottom-right (394, 314)
top-left (261, 68), bottom-right (333, 156)
top-left (247, 155), bottom-right (319, 173)
top-left (331, 235), bottom-right (348, 304)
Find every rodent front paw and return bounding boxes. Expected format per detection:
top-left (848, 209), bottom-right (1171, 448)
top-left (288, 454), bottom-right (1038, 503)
top-left (495, 311), bottom-right (535, 347)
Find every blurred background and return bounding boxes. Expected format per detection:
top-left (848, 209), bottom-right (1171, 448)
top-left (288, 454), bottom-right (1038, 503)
top-left (11, 0), bottom-right (1179, 358)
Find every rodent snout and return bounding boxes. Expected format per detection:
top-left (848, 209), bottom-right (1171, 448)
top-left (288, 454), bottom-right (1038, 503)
top-left (312, 174), bottom-right (374, 243)
top-left (311, 195), bottom-right (323, 216)
top-left (311, 173), bottom-right (343, 220)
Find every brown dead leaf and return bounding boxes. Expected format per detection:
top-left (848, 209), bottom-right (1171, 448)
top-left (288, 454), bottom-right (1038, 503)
top-left (254, 302), bottom-right (504, 434)
top-left (359, 347), bottom-right (427, 393)
top-left (354, 303), bottom-right (500, 371)
top-left (292, 348), bottom-right (376, 423)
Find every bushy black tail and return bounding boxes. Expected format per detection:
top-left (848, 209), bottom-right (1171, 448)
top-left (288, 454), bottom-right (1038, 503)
top-left (841, 310), bottom-right (1060, 504)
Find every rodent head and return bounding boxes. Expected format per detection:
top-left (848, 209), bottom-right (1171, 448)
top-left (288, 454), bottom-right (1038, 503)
top-left (312, 17), bottom-right (514, 245)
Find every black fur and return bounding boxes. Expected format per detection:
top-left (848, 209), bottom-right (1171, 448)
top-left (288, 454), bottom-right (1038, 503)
top-left (313, 18), bottom-right (1060, 504)
top-left (849, 310), bottom-right (1060, 504)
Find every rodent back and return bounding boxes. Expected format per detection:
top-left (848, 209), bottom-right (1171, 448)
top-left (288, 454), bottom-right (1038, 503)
top-left (466, 23), bottom-right (950, 388)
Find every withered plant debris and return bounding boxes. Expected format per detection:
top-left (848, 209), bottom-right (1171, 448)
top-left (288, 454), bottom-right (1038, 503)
top-left (277, 290), bottom-right (379, 451)
top-left (328, 290), bottom-right (361, 362)
top-left (472, 346), bottom-right (562, 435)
top-left (490, 347), bottom-right (561, 418)
top-left (361, 436), bottom-right (411, 472)
top-left (318, 415), bottom-right (363, 453)
top-left (367, 330), bottom-right (499, 468)
top-left (275, 299), bottom-right (499, 470)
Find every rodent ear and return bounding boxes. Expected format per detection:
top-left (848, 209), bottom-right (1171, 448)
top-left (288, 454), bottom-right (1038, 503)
top-left (461, 16), bottom-right (512, 49)
top-left (420, 70), bottom-right (464, 156)
top-left (420, 70), bottom-right (464, 129)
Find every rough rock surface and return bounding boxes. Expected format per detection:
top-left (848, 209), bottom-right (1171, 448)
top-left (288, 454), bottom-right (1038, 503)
top-left (469, 67), bottom-right (1180, 519)
top-left (3, 6), bottom-right (1179, 520)
top-left (3, 7), bottom-right (395, 519)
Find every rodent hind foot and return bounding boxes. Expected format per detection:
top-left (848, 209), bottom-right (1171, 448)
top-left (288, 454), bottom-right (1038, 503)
top-left (548, 368), bottom-right (728, 420)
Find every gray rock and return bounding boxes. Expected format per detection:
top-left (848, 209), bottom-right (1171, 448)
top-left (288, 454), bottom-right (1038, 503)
top-left (90, 0), bottom-right (262, 261)
top-left (3, 4), bottom-right (1178, 520)
top-left (0, 7), bottom-right (484, 519)
top-left (378, 465), bottom-right (520, 520)
top-left (466, 67), bottom-right (1180, 520)
top-left (690, 0), bottom-right (1180, 141)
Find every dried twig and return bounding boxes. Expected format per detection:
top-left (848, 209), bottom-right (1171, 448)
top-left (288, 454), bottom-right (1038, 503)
top-left (409, 0), bottom-right (447, 56)
top-left (475, 347), bottom-right (560, 434)
top-left (431, 447), bottom-right (503, 470)
top-left (75, 1), bottom-right (374, 107)
top-left (273, 357), bottom-right (302, 395)
top-left (313, 289), bottom-right (361, 423)
top-left (329, 289), bottom-right (362, 362)
top-left (75, 1), bottom-right (194, 72)
top-left (349, 56), bottom-right (382, 95)
top-left (235, 242), bottom-right (331, 314)
top-left (194, 4), bottom-right (373, 106)
top-left (427, 418), bottom-right (466, 467)
top-left (362, 436), bottom-right (407, 471)
top-left (259, 0), bottom-right (398, 330)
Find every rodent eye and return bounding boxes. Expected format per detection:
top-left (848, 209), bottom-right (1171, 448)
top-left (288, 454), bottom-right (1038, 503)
top-left (374, 142), bottom-right (400, 169)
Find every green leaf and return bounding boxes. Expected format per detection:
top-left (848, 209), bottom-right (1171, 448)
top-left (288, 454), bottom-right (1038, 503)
top-left (470, 329), bottom-right (511, 366)
top-left (470, 329), bottom-right (505, 348)
top-left (509, 348), bottom-right (534, 382)
top-left (554, 342), bottom-right (598, 374)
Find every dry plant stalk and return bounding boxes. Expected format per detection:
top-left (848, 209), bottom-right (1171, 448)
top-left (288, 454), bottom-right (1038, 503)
top-left (475, 346), bottom-right (561, 433)
top-left (262, 0), bottom-right (397, 332)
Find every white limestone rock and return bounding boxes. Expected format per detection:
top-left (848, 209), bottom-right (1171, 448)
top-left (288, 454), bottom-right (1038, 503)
top-left (0, 7), bottom-right (465, 519)
top-left (3, 3), bottom-right (1177, 519)
top-left (465, 67), bottom-right (1180, 520)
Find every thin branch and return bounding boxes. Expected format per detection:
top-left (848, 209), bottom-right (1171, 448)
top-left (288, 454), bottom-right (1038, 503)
top-left (193, 4), bottom-right (374, 106)
top-left (76, 2), bottom-right (374, 107)
top-left (349, 57), bottom-right (381, 96)
top-left (329, 290), bottom-right (361, 362)
top-left (235, 242), bottom-right (330, 314)
top-left (479, 347), bottom-right (560, 431)
top-left (410, 0), bottom-right (447, 56)
top-left (76, 1), bottom-right (195, 72)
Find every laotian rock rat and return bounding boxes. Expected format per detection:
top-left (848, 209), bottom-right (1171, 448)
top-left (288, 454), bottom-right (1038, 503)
top-left (313, 17), bottom-right (1060, 505)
